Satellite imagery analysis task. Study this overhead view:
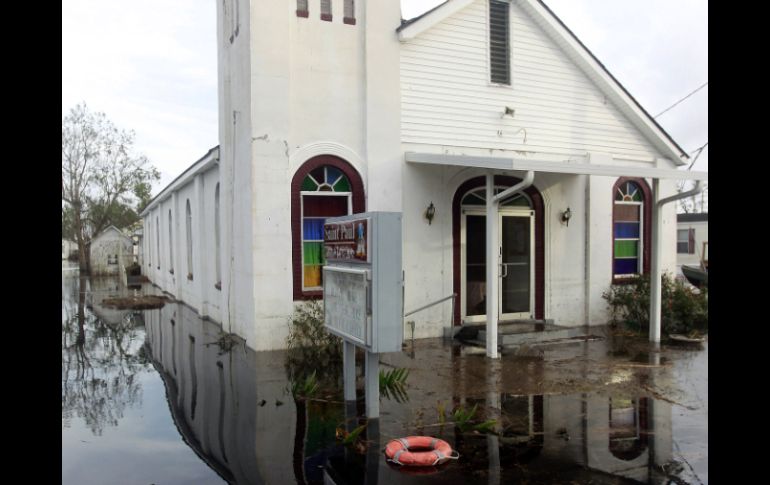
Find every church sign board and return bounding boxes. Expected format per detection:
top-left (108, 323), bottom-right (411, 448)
top-left (323, 212), bottom-right (402, 354)
top-left (324, 218), bottom-right (370, 263)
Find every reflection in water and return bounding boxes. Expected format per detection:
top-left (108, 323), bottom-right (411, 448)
top-left (142, 299), bottom-right (686, 485)
top-left (61, 275), bottom-right (149, 436)
top-left (64, 269), bottom-right (700, 484)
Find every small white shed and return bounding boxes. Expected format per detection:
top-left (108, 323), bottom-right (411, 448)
top-left (89, 226), bottom-right (133, 276)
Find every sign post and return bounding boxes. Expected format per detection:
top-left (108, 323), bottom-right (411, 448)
top-left (323, 212), bottom-right (402, 418)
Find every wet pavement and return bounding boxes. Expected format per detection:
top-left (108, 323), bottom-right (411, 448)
top-left (62, 269), bottom-right (707, 484)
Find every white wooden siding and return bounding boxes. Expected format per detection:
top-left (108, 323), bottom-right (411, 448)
top-left (400, 0), bottom-right (660, 162)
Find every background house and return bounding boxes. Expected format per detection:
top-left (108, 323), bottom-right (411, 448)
top-left (676, 212), bottom-right (708, 269)
top-left (89, 226), bottom-right (134, 276)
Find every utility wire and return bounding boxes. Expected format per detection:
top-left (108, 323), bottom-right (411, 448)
top-left (654, 81), bottom-right (708, 119)
top-left (686, 141), bottom-right (708, 170)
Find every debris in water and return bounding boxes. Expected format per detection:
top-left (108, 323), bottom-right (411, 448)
top-left (101, 295), bottom-right (172, 310)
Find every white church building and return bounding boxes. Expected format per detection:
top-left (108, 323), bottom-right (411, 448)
top-left (141, 0), bottom-right (707, 352)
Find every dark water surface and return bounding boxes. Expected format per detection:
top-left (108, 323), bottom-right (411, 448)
top-left (62, 270), bottom-right (707, 484)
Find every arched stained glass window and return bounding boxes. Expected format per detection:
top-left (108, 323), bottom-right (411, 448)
top-left (292, 156), bottom-right (364, 298)
top-left (615, 181), bottom-right (643, 202)
top-left (301, 166), bottom-right (351, 192)
top-left (613, 180), bottom-right (647, 278)
top-left (301, 166), bottom-right (352, 290)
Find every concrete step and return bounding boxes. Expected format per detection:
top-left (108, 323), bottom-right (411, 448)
top-left (458, 321), bottom-right (595, 348)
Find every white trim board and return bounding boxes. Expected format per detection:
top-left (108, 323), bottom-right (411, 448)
top-left (404, 152), bottom-right (708, 181)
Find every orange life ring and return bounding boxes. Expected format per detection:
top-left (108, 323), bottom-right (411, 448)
top-left (384, 436), bottom-right (459, 467)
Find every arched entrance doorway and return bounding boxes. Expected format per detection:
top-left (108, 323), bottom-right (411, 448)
top-left (452, 175), bottom-right (545, 325)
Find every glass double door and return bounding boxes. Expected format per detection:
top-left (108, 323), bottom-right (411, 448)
top-left (463, 209), bottom-right (534, 321)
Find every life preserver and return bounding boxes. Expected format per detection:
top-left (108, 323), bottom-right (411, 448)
top-left (384, 436), bottom-right (459, 467)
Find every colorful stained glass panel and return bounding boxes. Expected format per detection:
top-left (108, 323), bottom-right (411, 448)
top-left (333, 176), bottom-right (350, 192)
top-left (303, 219), bottom-right (325, 240)
top-left (302, 176), bottom-right (318, 191)
top-left (303, 242), bottom-right (324, 265)
top-left (326, 166), bottom-right (342, 185)
top-left (304, 265), bottom-right (322, 288)
top-left (614, 258), bottom-right (638, 275)
top-left (614, 240), bottom-right (638, 258)
top-left (615, 204), bottom-right (640, 221)
top-left (614, 222), bottom-right (640, 239)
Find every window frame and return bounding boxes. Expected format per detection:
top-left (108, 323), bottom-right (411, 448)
top-left (343, 0), bottom-right (356, 25)
top-left (214, 183), bottom-right (222, 289)
top-left (186, 199), bottom-right (193, 280)
top-left (168, 209), bottom-right (174, 274)
top-left (300, 191), bottom-right (352, 292)
top-left (676, 228), bottom-right (689, 254)
top-left (296, 0), bottom-right (309, 18)
top-left (611, 178), bottom-right (652, 283)
top-left (321, 0), bottom-right (332, 22)
top-left (156, 216), bottom-right (160, 270)
top-left (291, 155), bottom-right (365, 300)
top-left (488, 0), bottom-right (512, 86)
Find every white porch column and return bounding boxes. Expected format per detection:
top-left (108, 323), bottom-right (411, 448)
top-left (649, 179), bottom-right (703, 345)
top-left (649, 179), bottom-right (662, 344)
top-left (486, 173), bottom-right (499, 358)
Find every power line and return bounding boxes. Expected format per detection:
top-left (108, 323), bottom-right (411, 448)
top-left (686, 141), bottom-right (708, 170)
top-left (654, 81), bottom-right (708, 119)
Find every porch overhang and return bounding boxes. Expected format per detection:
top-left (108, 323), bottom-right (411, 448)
top-left (404, 152), bottom-right (708, 181)
top-left (406, 151), bottom-right (708, 358)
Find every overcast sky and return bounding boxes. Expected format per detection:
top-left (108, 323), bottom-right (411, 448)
top-left (62, 0), bottom-right (708, 195)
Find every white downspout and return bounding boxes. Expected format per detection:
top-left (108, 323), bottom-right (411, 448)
top-left (649, 180), bottom-right (704, 344)
top-left (486, 171), bottom-right (535, 358)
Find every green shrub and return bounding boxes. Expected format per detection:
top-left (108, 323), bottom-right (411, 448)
top-left (602, 273), bottom-right (707, 337)
top-left (285, 300), bottom-right (342, 389)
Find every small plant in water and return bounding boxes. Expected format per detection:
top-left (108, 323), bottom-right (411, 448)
top-left (437, 400), bottom-right (447, 425)
top-left (379, 367), bottom-right (409, 403)
top-left (451, 404), bottom-right (497, 434)
top-left (336, 423), bottom-right (369, 454)
top-left (290, 371), bottom-right (320, 400)
top-left (285, 301), bottom-right (342, 392)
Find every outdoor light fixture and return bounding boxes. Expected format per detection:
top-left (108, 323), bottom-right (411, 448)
top-left (425, 202), bottom-right (436, 225)
top-left (561, 207), bottom-right (572, 226)
top-left (502, 106), bottom-right (515, 118)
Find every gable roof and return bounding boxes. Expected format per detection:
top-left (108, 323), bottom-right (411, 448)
top-left (92, 225), bottom-right (130, 242)
top-left (397, 0), bottom-right (689, 165)
top-left (140, 145), bottom-right (220, 217)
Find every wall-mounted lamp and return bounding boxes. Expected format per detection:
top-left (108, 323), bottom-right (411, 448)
top-left (425, 202), bottom-right (436, 225)
top-left (502, 106), bottom-right (515, 118)
top-left (561, 207), bottom-right (572, 226)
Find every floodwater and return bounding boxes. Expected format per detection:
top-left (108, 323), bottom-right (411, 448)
top-left (62, 269), bottom-right (707, 484)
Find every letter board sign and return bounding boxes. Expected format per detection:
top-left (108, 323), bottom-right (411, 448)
top-left (322, 212), bottom-right (402, 353)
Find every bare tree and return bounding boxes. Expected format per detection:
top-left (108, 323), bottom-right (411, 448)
top-left (62, 103), bottom-right (159, 271)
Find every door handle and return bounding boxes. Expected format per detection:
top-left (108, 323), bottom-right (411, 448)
top-left (500, 263), bottom-right (508, 278)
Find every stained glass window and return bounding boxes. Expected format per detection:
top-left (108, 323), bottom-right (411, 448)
top-left (613, 181), bottom-right (643, 278)
top-left (301, 166), bottom-right (352, 290)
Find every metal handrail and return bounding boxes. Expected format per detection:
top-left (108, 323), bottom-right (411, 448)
top-left (403, 293), bottom-right (458, 348)
top-left (404, 293), bottom-right (457, 317)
